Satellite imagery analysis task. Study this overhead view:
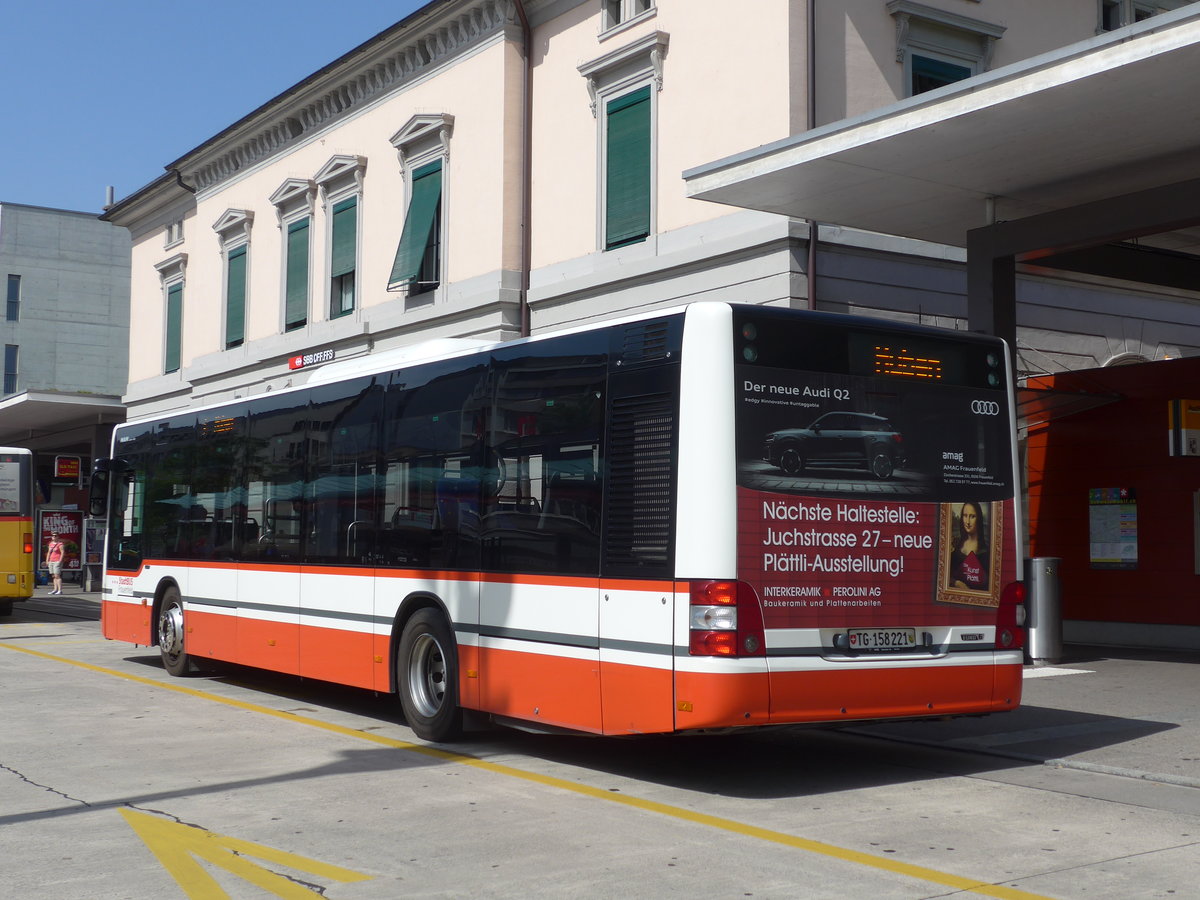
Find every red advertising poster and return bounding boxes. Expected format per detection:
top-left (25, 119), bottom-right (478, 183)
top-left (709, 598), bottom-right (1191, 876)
top-left (734, 350), bottom-right (1016, 634)
top-left (39, 509), bottom-right (84, 572)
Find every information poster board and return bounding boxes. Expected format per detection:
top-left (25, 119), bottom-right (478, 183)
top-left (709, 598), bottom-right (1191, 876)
top-left (39, 509), bottom-right (84, 573)
top-left (1088, 487), bottom-right (1137, 569)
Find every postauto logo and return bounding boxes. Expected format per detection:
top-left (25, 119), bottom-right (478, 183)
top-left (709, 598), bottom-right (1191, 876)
top-left (971, 400), bottom-right (1001, 416)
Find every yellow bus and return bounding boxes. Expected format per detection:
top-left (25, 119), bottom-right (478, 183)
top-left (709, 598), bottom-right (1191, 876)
top-left (0, 447), bottom-right (35, 616)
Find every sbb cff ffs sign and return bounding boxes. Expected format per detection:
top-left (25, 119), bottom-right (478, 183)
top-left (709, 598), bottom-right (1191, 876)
top-left (289, 348), bottom-right (336, 370)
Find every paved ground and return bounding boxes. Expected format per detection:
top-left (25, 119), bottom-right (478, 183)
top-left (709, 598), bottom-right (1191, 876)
top-left (27, 583), bottom-right (1200, 792)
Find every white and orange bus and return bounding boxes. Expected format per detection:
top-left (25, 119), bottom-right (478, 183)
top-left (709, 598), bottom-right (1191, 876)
top-left (91, 302), bottom-right (1024, 741)
top-left (0, 447), bottom-right (36, 616)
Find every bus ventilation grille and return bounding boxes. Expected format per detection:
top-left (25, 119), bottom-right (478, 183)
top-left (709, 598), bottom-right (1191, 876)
top-left (604, 392), bottom-right (675, 573)
top-left (619, 320), bottom-right (671, 365)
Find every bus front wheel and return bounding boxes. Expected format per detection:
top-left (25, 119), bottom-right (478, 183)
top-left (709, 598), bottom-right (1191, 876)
top-left (397, 609), bottom-right (463, 742)
top-left (157, 586), bottom-right (196, 676)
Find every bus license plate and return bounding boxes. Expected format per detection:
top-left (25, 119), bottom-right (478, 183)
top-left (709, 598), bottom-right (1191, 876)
top-left (847, 627), bottom-right (917, 652)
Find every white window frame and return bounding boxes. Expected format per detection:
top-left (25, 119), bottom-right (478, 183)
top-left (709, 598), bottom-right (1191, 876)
top-left (314, 155), bottom-right (367, 323)
top-left (1098, 0), bottom-right (1190, 31)
top-left (164, 218), bottom-right (185, 249)
top-left (389, 113), bottom-right (453, 308)
top-left (154, 253), bottom-right (188, 375)
top-left (579, 31), bottom-right (669, 251)
top-left (212, 209), bottom-right (254, 350)
top-left (601, 0), bottom-right (655, 38)
top-left (270, 178), bottom-right (318, 333)
top-left (887, 1), bottom-right (1005, 97)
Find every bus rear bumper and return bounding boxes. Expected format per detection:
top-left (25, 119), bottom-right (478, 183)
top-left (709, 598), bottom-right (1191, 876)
top-left (675, 656), bottom-right (1022, 729)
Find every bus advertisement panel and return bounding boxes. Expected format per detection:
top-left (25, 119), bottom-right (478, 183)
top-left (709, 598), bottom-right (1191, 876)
top-left (724, 308), bottom-right (1022, 720)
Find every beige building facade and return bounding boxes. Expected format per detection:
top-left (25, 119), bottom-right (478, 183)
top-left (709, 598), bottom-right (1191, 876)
top-left (104, 0), bottom-right (1200, 420)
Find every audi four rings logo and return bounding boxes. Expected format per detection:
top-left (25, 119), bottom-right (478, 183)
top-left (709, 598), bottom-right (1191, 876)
top-left (971, 400), bottom-right (1000, 415)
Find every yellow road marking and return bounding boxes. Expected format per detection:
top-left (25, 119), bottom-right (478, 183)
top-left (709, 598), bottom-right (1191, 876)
top-left (1, 641), bottom-right (1054, 900)
top-left (121, 809), bottom-right (370, 899)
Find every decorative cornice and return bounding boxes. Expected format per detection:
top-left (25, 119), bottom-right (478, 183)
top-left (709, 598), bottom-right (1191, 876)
top-left (212, 208), bottom-right (255, 243)
top-left (390, 113), bottom-right (456, 166)
top-left (578, 30), bottom-right (670, 117)
top-left (180, 0), bottom-right (518, 193)
top-left (314, 155), bottom-right (368, 205)
top-left (153, 252), bottom-right (188, 283)
top-left (268, 178), bottom-right (318, 225)
top-left (887, 1), bottom-right (1006, 65)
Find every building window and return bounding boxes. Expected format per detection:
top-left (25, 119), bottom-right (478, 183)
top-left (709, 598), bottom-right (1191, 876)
top-left (164, 219), bottom-right (184, 248)
top-left (165, 283), bottom-right (183, 374)
top-left (213, 209), bottom-right (253, 350)
top-left (603, 0), bottom-right (654, 33)
top-left (3, 345), bottom-right (17, 395)
top-left (154, 252), bottom-right (187, 376)
top-left (911, 54), bottom-right (973, 94)
top-left (269, 178), bottom-right (317, 333)
top-left (330, 198), bottom-right (357, 319)
top-left (6, 275), bottom-right (19, 322)
top-left (389, 114), bottom-right (453, 304)
top-left (604, 86), bottom-right (652, 249)
top-left (285, 218), bottom-right (310, 331)
top-left (389, 161), bottom-right (443, 296)
top-left (887, 1), bottom-right (1005, 97)
top-left (579, 32), bottom-right (668, 252)
top-left (225, 245), bottom-right (247, 348)
top-left (1099, 0), bottom-right (1189, 31)
top-left (315, 155), bottom-right (367, 322)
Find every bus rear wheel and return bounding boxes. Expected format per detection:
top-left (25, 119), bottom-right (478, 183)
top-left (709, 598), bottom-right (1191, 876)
top-left (157, 586), bottom-right (196, 676)
top-left (397, 609), bottom-right (463, 742)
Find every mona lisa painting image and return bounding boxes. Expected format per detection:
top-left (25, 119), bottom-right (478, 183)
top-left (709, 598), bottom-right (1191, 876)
top-left (936, 500), bottom-right (1002, 608)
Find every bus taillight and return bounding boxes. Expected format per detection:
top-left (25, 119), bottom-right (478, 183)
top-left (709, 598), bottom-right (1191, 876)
top-left (23, 532), bottom-right (32, 554)
top-left (688, 580), bottom-right (766, 657)
top-left (996, 580), bottom-right (1027, 650)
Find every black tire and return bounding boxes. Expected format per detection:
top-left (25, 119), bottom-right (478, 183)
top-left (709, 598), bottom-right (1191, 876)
top-left (870, 451), bottom-right (894, 480)
top-left (779, 446), bottom-right (805, 476)
top-left (397, 609), bottom-right (462, 742)
top-left (157, 586), bottom-right (196, 676)
top-left (0, 599), bottom-right (12, 616)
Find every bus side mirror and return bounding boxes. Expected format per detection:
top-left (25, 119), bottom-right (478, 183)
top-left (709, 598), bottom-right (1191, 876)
top-left (90, 457), bottom-right (130, 518)
top-left (89, 469), bottom-right (110, 517)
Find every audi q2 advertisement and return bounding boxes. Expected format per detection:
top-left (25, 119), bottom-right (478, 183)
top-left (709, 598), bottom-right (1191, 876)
top-left (732, 310), bottom-right (1016, 641)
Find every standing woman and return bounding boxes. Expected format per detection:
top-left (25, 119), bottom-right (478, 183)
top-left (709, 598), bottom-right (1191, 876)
top-left (45, 531), bottom-right (65, 595)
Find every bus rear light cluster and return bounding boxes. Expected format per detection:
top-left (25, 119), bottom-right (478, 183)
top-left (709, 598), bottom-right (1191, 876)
top-left (996, 580), bottom-right (1026, 650)
top-left (23, 532), bottom-right (32, 554)
top-left (688, 580), bottom-right (766, 657)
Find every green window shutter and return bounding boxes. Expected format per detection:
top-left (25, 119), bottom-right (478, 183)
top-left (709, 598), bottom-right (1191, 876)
top-left (225, 245), bottom-right (247, 347)
top-left (388, 161), bottom-right (443, 290)
top-left (330, 197), bottom-right (357, 277)
top-left (285, 218), bottom-right (309, 329)
top-left (165, 283), bottom-right (183, 373)
top-left (605, 85), bottom-right (651, 249)
top-left (911, 55), bottom-right (972, 94)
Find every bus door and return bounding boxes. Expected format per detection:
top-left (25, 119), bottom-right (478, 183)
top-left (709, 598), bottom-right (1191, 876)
top-left (240, 397), bottom-right (303, 676)
top-left (299, 378), bottom-right (383, 691)
top-left (478, 347), bottom-right (606, 733)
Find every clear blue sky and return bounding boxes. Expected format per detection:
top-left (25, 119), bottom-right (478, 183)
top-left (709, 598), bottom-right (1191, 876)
top-left (0, 1), bottom-right (426, 214)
